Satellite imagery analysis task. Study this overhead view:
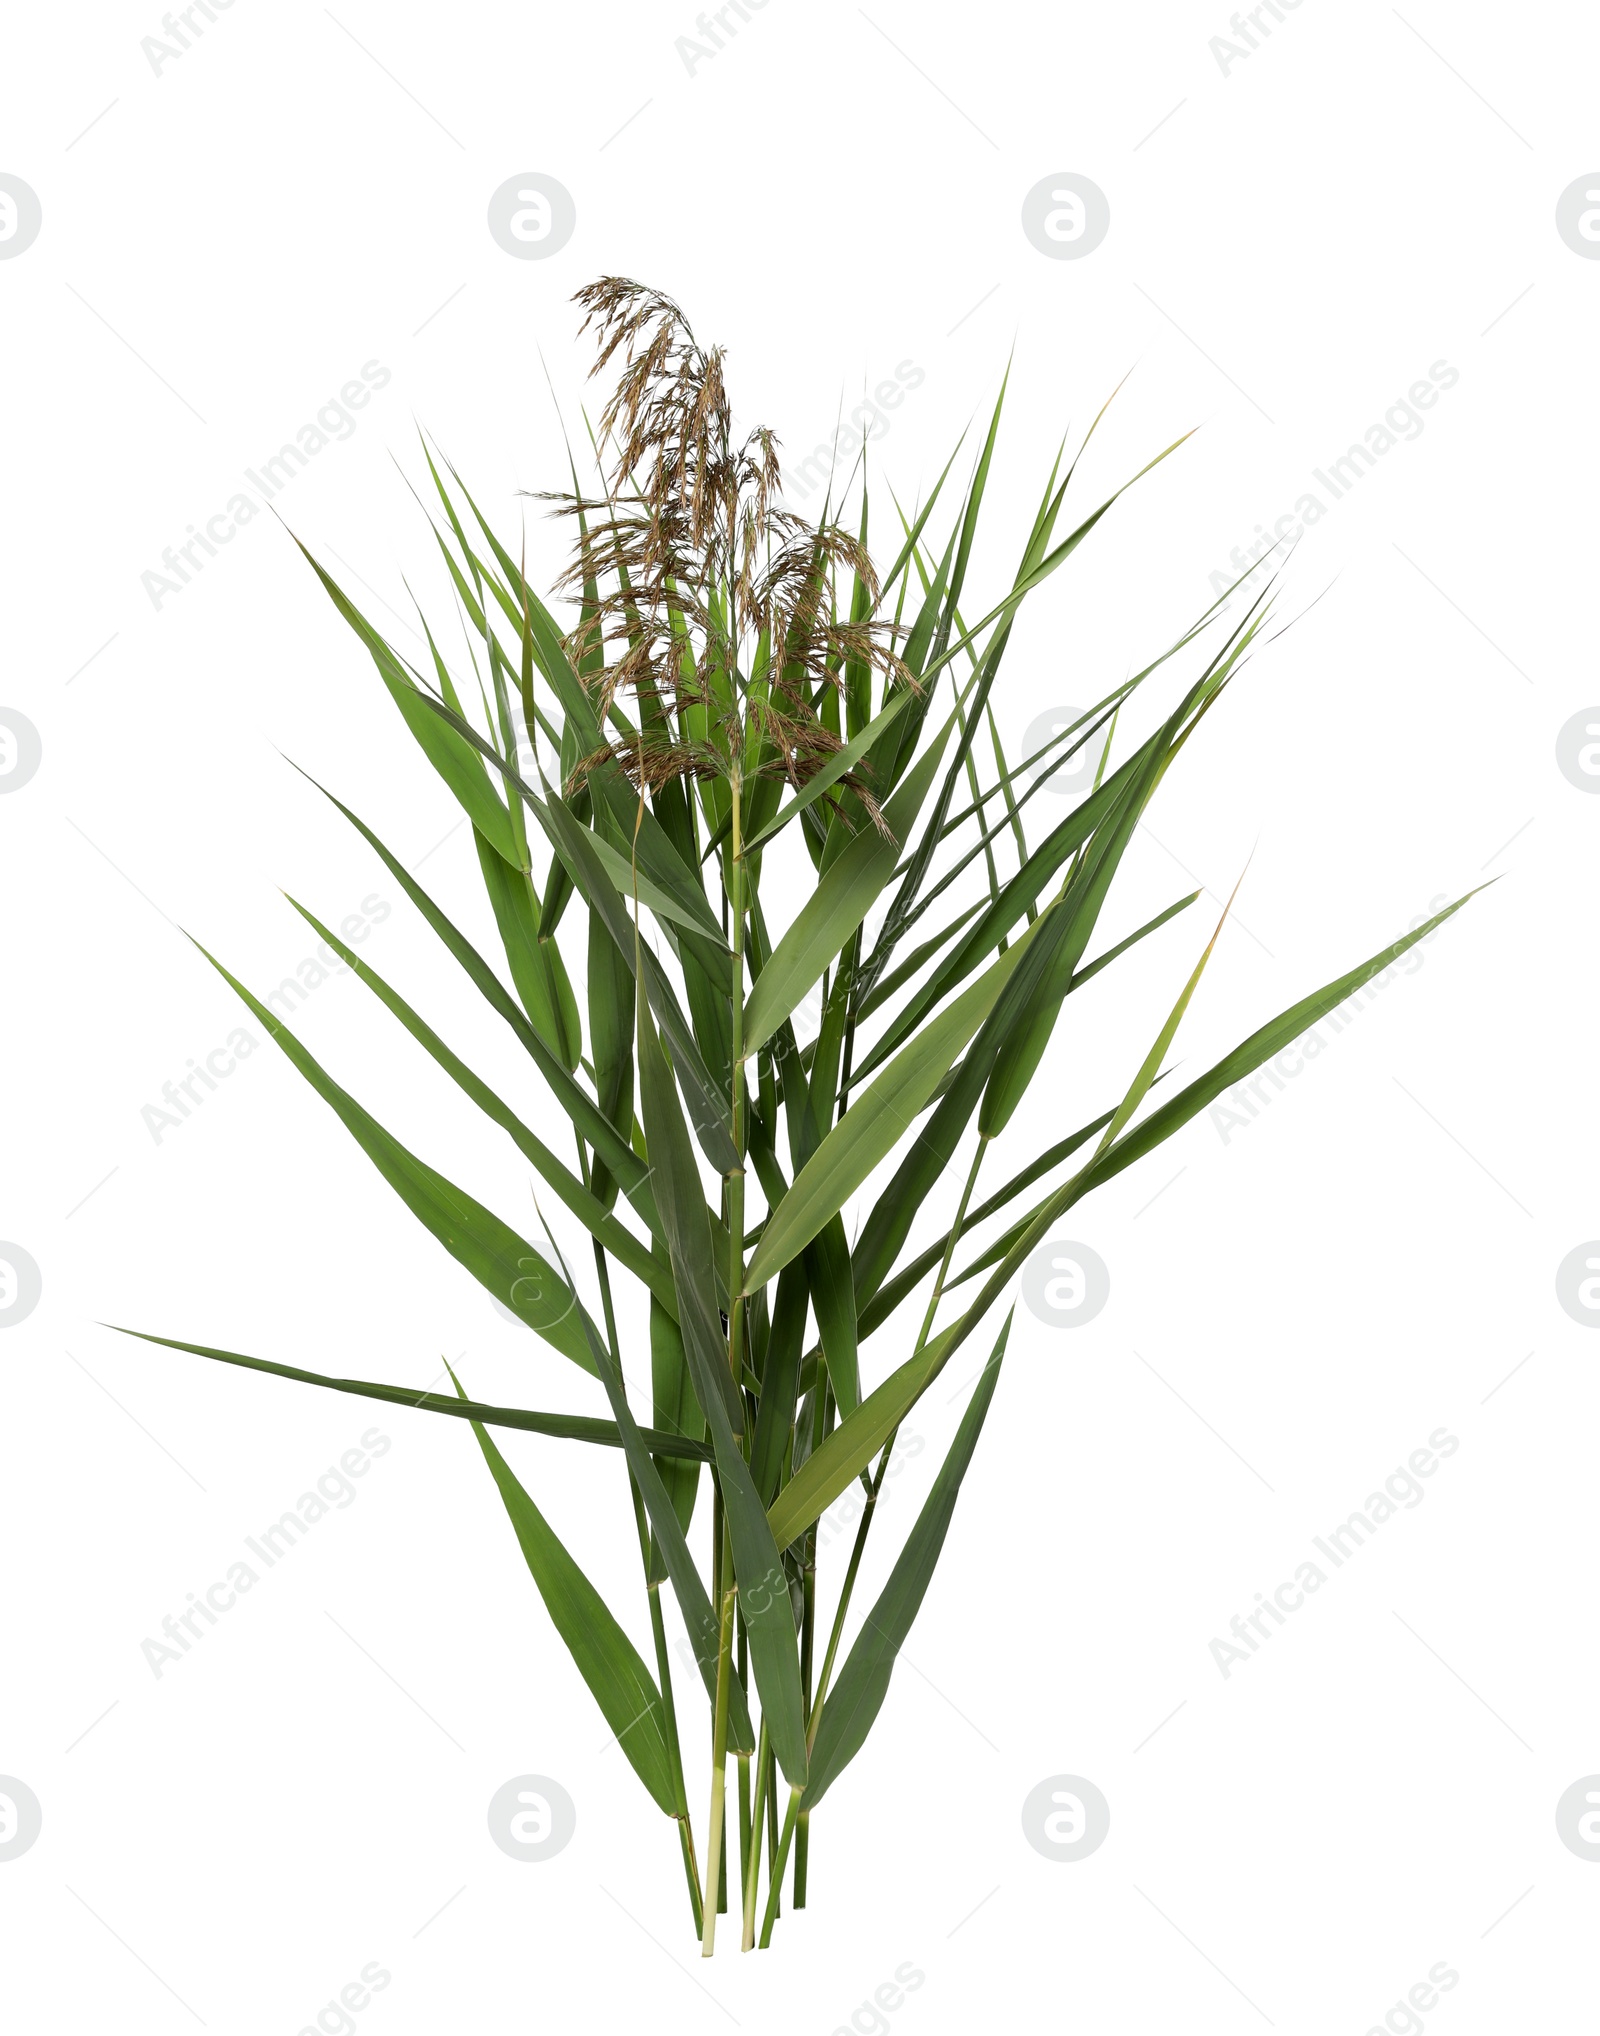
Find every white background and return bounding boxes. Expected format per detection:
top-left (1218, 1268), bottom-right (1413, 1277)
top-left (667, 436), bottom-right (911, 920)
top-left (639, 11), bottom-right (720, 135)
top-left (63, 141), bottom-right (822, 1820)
top-left (2, 0), bottom-right (1596, 2029)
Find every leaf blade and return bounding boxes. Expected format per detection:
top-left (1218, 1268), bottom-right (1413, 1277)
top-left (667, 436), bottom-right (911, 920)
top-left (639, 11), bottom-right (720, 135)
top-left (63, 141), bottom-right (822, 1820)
top-left (109, 1327), bottom-right (708, 1456)
top-left (192, 940), bottom-right (597, 1375)
top-left (804, 1311), bottom-right (1009, 1805)
top-left (455, 1376), bottom-right (678, 1815)
top-left (743, 923), bottom-right (1042, 1294)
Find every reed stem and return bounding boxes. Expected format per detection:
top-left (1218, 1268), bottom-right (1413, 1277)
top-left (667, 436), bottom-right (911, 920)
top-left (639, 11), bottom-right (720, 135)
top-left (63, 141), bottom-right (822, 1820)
top-left (740, 1716), bottom-right (771, 1949)
top-left (759, 1789), bottom-right (803, 1949)
top-left (700, 1554), bottom-right (736, 1957)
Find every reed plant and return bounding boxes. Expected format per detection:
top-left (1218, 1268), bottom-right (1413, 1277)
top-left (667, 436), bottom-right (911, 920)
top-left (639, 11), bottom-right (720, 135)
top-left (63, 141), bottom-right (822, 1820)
top-left (122, 280), bottom-right (1473, 1951)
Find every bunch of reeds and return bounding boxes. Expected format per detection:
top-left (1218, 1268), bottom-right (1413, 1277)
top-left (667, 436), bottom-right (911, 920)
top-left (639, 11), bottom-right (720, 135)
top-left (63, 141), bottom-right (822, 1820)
top-left (123, 280), bottom-right (1471, 1951)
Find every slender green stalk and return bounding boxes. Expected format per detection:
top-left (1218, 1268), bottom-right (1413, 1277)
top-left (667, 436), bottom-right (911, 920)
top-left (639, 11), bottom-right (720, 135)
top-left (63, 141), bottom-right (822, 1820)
top-left (629, 1477), bottom-right (699, 1931)
top-left (700, 1552), bottom-right (736, 1958)
top-left (603, 1226), bottom-right (699, 1936)
top-left (795, 1372), bottom-right (833, 1902)
top-left (736, 1746), bottom-right (752, 1902)
top-left (653, 1578), bottom-right (703, 1936)
top-left (740, 1716), bottom-right (772, 1949)
top-left (806, 1451), bottom-right (889, 1748)
top-left (760, 1789), bottom-right (804, 1948)
top-left (727, 770), bottom-right (748, 1404)
top-left (713, 769), bottom-right (752, 1955)
top-left (765, 1738), bottom-right (779, 1880)
top-left (795, 1539), bottom-right (816, 1909)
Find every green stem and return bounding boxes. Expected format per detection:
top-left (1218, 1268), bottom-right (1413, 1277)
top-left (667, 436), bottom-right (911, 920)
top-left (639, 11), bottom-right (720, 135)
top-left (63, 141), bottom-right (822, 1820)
top-left (795, 1534), bottom-right (815, 1909)
top-left (727, 770), bottom-right (748, 1411)
top-left (740, 1716), bottom-right (772, 1949)
top-left (717, 774), bottom-right (746, 1912)
top-left (806, 1451), bottom-right (888, 1749)
top-left (641, 1562), bottom-right (698, 1933)
top-left (765, 1737), bottom-right (779, 1879)
top-left (765, 1742), bottom-right (777, 1930)
top-left (601, 1227), bottom-right (699, 1937)
top-left (700, 1556), bottom-right (736, 1957)
top-left (654, 1581), bottom-right (702, 1936)
top-left (795, 1375), bottom-right (833, 1899)
top-left (677, 1810), bottom-right (703, 1936)
top-left (736, 1747), bottom-right (751, 1905)
top-left (797, 1509), bottom-right (817, 1713)
top-left (759, 1789), bottom-right (803, 1949)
